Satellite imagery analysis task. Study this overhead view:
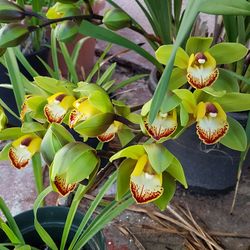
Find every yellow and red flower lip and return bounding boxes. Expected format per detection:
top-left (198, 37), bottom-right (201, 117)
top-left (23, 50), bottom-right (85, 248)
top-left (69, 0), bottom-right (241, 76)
top-left (187, 52), bottom-right (219, 89)
top-left (130, 154), bottom-right (163, 204)
top-left (196, 102), bottom-right (229, 144)
top-left (9, 135), bottom-right (42, 169)
top-left (97, 121), bottom-right (121, 142)
top-left (44, 93), bottom-right (75, 124)
top-left (143, 110), bottom-right (177, 141)
top-left (54, 175), bottom-right (77, 197)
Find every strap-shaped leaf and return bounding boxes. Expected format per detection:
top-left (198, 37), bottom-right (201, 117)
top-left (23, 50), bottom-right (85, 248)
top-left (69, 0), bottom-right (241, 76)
top-left (200, 0), bottom-right (250, 15)
top-left (78, 20), bottom-right (162, 71)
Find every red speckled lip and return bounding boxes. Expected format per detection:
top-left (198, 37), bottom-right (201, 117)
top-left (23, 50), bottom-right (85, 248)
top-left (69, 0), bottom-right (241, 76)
top-left (54, 176), bottom-right (76, 197)
top-left (187, 68), bottom-right (219, 89)
top-left (196, 119), bottom-right (229, 145)
top-left (9, 147), bottom-right (29, 169)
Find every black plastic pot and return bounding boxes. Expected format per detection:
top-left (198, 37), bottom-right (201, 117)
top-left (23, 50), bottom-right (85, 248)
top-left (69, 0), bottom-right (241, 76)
top-left (0, 206), bottom-right (106, 249)
top-left (0, 46), bottom-right (49, 126)
top-left (148, 68), bottom-right (249, 194)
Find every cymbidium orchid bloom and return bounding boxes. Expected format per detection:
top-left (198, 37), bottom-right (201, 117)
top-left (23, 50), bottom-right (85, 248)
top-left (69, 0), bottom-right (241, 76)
top-left (195, 101), bottom-right (229, 145)
top-left (70, 83), bottom-right (115, 138)
top-left (110, 144), bottom-right (187, 204)
top-left (187, 52), bottom-right (219, 89)
top-left (8, 134), bottom-right (42, 169)
top-left (141, 100), bottom-right (177, 141)
top-left (50, 142), bottom-right (99, 196)
top-left (97, 121), bottom-right (122, 142)
top-left (44, 92), bottom-right (75, 124)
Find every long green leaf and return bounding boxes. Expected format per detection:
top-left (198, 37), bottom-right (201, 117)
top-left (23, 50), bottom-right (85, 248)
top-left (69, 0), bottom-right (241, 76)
top-left (51, 29), bottom-right (60, 79)
top-left (33, 186), bottom-right (58, 250)
top-left (86, 43), bottom-right (112, 82)
top-left (0, 98), bottom-right (20, 120)
top-left (78, 20), bottom-right (162, 71)
top-left (14, 48), bottom-right (38, 77)
top-left (31, 153), bottom-right (44, 197)
top-left (71, 37), bottom-right (90, 67)
top-left (108, 74), bottom-right (148, 93)
top-left (4, 49), bottom-right (25, 113)
top-left (0, 197), bottom-right (24, 243)
top-left (68, 171), bottom-right (118, 249)
top-left (149, 0), bottom-right (200, 123)
top-left (200, 0), bottom-right (250, 15)
top-left (60, 185), bottom-right (86, 250)
top-left (59, 42), bottom-right (78, 83)
top-left (73, 196), bottom-right (134, 250)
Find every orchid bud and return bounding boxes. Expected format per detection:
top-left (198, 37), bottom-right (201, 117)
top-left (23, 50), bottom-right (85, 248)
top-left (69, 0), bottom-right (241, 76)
top-left (41, 123), bottom-right (75, 165)
top-left (103, 9), bottom-right (131, 31)
top-left (70, 83), bottom-right (115, 138)
top-left (54, 20), bottom-right (79, 43)
top-left (0, 23), bottom-right (29, 48)
top-left (50, 142), bottom-right (99, 196)
top-left (0, 0), bottom-right (25, 23)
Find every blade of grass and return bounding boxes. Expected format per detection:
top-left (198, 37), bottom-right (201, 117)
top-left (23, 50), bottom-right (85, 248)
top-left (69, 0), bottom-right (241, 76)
top-left (31, 153), bottom-right (44, 197)
top-left (96, 63), bottom-right (116, 86)
top-left (68, 171), bottom-right (118, 249)
top-left (71, 37), bottom-right (90, 67)
top-left (86, 44), bottom-right (112, 82)
top-left (59, 42), bottom-right (78, 83)
top-left (4, 48), bottom-right (25, 113)
top-left (0, 197), bottom-right (24, 243)
top-left (79, 20), bottom-right (162, 71)
top-left (0, 223), bottom-right (21, 244)
top-left (108, 74), bottom-right (148, 93)
top-left (0, 98), bottom-right (20, 120)
top-left (51, 29), bottom-right (60, 79)
top-left (14, 48), bottom-right (38, 77)
top-left (72, 196), bottom-right (134, 250)
top-left (33, 186), bottom-right (58, 250)
top-left (37, 56), bottom-right (57, 78)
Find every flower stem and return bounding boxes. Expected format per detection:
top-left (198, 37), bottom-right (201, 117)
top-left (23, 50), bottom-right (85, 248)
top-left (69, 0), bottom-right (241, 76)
top-left (114, 114), bottom-right (140, 130)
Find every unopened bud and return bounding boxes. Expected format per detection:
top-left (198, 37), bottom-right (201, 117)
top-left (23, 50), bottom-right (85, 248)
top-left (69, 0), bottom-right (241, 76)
top-left (0, 23), bottom-right (29, 48)
top-left (103, 9), bottom-right (131, 31)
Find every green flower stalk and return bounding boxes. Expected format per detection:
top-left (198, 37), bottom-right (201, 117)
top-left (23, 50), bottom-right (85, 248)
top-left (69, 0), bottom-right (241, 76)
top-left (50, 142), bottom-right (100, 196)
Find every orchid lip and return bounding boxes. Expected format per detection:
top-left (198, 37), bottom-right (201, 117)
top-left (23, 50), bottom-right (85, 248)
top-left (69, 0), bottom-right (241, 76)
top-left (54, 176), bottom-right (77, 196)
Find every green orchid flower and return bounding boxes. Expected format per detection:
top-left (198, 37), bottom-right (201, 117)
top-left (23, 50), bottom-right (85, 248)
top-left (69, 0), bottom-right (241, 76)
top-left (156, 37), bottom-right (248, 90)
top-left (70, 83), bottom-right (115, 138)
top-left (174, 88), bottom-right (250, 150)
top-left (50, 142), bottom-right (99, 196)
top-left (8, 134), bottom-right (42, 169)
top-left (110, 144), bottom-right (187, 206)
top-left (141, 99), bottom-right (178, 142)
